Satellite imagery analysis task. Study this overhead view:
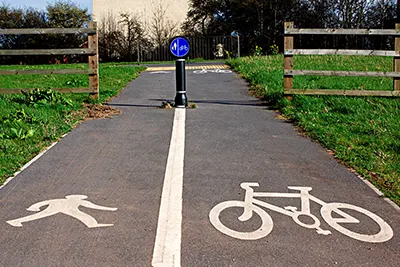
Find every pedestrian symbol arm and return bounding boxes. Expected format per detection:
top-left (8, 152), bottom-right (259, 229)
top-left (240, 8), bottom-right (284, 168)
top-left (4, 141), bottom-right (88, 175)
top-left (26, 201), bottom-right (50, 211)
top-left (81, 201), bottom-right (117, 211)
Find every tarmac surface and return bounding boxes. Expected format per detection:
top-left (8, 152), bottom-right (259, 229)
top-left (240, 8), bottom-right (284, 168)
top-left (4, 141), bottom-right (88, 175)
top-left (1, 63), bottom-right (399, 266)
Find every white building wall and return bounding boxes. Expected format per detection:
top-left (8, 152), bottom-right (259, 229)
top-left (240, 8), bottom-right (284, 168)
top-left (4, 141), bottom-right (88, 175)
top-left (93, 0), bottom-right (189, 29)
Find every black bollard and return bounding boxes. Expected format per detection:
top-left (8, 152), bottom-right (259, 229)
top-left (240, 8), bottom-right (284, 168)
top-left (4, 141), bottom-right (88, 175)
top-left (175, 59), bottom-right (187, 108)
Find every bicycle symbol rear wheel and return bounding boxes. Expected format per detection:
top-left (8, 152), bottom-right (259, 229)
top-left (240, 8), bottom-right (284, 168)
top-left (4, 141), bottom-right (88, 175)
top-left (193, 69), bottom-right (207, 74)
top-left (209, 201), bottom-right (273, 240)
top-left (320, 202), bottom-right (393, 243)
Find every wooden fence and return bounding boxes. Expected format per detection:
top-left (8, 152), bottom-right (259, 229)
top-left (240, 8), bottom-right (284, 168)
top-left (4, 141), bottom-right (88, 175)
top-left (0, 22), bottom-right (99, 98)
top-left (284, 21), bottom-right (400, 97)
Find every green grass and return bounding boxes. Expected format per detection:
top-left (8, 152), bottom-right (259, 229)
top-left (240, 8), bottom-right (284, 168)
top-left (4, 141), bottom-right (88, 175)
top-left (0, 63), bottom-right (145, 185)
top-left (228, 55), bottom-right (400, 205)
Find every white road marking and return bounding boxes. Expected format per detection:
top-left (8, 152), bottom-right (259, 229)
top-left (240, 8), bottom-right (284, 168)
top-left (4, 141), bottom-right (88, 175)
top-left (355, 173), bottom-right (400, 212)
top-left (152, 108), bottom-right (186, 267)
top-left (193, 69), bottom-right (233, 74)
top-left (209, 183), bottom-right (393, 243)
top-left (7, 195), bottom-right (117, 228)
top-left (150, 71), bottom-right (172, 74)
top-left (0, 135), bottom-right (66, 192)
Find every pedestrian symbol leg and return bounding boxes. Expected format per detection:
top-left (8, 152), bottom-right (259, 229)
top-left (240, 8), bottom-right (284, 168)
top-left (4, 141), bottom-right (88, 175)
top-left (7, 209), bottom-right (59, 227)
top-left (61, 209), bottom-right (114, 228)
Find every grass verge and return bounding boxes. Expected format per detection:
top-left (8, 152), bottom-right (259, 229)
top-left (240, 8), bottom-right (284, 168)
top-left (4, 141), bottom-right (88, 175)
top-left (0, 63), bottom-right (145, 185)
top-left (228, 55), bottom-right (400, 205)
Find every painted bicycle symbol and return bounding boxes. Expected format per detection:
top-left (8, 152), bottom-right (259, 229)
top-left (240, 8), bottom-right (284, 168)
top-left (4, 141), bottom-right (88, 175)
top-left (193, 69), bottom-right (232, 74)
top-left (209, 183), bottom-right (393, 243)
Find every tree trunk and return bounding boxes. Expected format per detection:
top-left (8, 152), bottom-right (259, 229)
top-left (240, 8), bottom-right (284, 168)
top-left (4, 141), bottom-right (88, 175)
top-left (397, 0), bottom-right (400, 23)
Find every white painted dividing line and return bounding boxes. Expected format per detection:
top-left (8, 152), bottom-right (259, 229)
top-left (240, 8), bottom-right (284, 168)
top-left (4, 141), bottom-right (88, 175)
top-left (152, 108), bottom-right (186, 267)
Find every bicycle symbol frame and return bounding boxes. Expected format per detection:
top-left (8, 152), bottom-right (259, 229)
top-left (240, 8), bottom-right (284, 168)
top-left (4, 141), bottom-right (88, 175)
top-left (209, 183), bottom-right (393, 243)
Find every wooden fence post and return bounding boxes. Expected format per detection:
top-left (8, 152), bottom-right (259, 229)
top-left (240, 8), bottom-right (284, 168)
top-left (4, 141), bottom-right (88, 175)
top-left (394, 23), bottom-right (400, 92)
top-left (88, 21), bottom-right (99, 100)
top-left (284, 22), bottom-right (294, 96)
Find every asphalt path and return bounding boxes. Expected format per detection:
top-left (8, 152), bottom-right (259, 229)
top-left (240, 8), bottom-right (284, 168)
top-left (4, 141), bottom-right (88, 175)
top-left (0, 65), bottom-right (399, 266)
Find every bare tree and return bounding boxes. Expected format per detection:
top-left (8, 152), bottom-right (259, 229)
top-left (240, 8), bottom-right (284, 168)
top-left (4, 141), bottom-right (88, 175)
top-left (334, 0), bottom-right (370, 28)
top-left (149, 1), bottom-right (179, 46)
top-left (98, 11), bottom-right (147, 62)
top-left (398, 0), bottom-right (400, 22)
top-left (119, 13), bottom-right (145, 61)
top-left (98, 12), bottom-right (125, 61)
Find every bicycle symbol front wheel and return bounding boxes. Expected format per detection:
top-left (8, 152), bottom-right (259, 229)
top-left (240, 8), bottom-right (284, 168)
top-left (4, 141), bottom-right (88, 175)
top-left (216, 69), bottom-right (232, 73)
top-left (209, 201), bottom-right (273, 240)
top-left (320, 202), bottom-right (393, 243)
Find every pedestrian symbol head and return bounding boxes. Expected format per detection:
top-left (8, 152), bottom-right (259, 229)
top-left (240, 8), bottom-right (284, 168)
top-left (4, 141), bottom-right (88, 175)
top-left (65, 195), bottom-right (88, 200)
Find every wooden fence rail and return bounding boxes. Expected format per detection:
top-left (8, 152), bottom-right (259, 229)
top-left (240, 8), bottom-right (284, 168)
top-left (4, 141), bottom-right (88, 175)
top-left (283, 22), bottom-right (400, 97)
top-left (0, 22), bottom-right (99, 98)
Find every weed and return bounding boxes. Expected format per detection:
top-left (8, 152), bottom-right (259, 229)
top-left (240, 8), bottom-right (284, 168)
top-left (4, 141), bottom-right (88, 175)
top-left (21, 88), bottom-right (72, 107)
top-left (159, 101), bottom-right (197, 109)
top-left (225, 50), bottom-right (232, 60)
top-left (3, 109), bottom-right (37, 124)
top-left (188, 102), bottom-right (197, 109)
top-left (160, 101), bottom-right (174, 109)
top-left (10, 128), bottom-right (35, 140)
top-left (65, 78), bottom-right (85, 87)
top-left (268, 44), bottom-right (279, 55)
top-left (253, 46), bottom-right (263, 56)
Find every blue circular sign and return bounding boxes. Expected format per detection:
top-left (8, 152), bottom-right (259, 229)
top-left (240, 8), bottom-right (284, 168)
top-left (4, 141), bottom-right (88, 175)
top-left (170, 37), bottom-right (190, 58)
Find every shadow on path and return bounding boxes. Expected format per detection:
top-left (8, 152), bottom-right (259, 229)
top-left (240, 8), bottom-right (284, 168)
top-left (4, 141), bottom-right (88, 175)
top-left (107, 103), bottom-right (160, 108)
top-left (149, 98), bottom-right (268, 107)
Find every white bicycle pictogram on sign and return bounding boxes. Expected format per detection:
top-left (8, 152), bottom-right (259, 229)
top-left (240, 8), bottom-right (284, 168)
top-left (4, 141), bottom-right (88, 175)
top-left (209, 183), bottom-right (393, 243)
top-left (193, 69), bottom-right (232, 74)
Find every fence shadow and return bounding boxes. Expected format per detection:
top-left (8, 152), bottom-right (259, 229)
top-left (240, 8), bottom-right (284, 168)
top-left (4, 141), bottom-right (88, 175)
top-left (106, 103), bottom-right (161, 108)
top-left (149, 98), bottom-right (267, 107)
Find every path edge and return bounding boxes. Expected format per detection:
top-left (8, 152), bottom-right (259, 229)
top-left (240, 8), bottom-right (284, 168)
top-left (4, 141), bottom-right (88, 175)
top-left (0, 134), bottom-right (67, 191)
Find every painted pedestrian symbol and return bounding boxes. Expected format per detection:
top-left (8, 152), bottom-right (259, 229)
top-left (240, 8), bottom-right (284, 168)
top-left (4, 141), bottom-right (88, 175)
top-left (7, 195), bottom-right (117, 228)
top-left (209, 183), bottom-right (393, 243)
top-left (170, 37), bottom-right (190, 58)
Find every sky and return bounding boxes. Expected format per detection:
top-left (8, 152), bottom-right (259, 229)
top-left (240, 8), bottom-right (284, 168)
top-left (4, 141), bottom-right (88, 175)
top-left (1, 0), bottom-right (92, 13)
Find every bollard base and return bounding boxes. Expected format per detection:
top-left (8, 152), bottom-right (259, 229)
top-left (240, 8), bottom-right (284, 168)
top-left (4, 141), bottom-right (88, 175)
top-left (175, 93), bottom-right (187, 108)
